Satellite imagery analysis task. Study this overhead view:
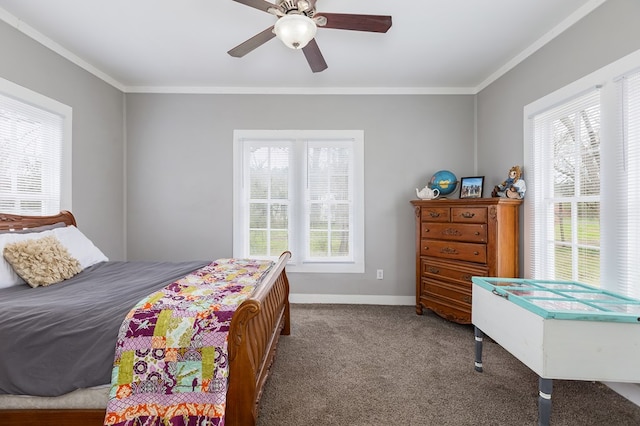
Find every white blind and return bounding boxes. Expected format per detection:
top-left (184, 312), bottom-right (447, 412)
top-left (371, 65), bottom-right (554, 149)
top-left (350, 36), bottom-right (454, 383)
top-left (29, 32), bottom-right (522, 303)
top-left (529, 88), bottom-right (601, 285)
top-left (616, 70), bottom-right (640, 299)
top-left (0, 92), bottom-right (63, 215)
top-left (247, 141), bottom-right (291, 258)
top-left (306, 140), bottom-right (353, 260)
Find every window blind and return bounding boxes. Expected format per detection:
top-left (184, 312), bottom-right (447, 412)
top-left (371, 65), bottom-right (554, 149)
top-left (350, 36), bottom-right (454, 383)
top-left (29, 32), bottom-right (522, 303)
top-left (247, 141), bottom-right (291, 258)
top-left (616, 70), bottom-right (640, 299)
top-left (529, 88), bottom-right (601, 285)
top-left (0, 92), bottom-right (63, 215)
top-left (306, 140), bottom-right (353, 261)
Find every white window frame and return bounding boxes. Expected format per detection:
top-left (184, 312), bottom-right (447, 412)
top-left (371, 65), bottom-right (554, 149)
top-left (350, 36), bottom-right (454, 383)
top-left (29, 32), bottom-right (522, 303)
top-left (233, 129), bottom-right (365, 273)
top-left (0, 77), bottom-right (72, 213)
top-left (524, 48), bottom-right (640, 299)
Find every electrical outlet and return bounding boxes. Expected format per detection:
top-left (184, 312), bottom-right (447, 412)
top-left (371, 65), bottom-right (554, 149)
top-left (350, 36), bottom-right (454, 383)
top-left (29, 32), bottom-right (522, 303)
top-left (376, 269), bottom-right (384, 280)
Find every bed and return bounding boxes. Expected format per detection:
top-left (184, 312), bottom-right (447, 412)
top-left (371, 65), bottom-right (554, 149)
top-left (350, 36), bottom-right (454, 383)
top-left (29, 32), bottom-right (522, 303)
top-left (0, 210), bottom-right (291, 426)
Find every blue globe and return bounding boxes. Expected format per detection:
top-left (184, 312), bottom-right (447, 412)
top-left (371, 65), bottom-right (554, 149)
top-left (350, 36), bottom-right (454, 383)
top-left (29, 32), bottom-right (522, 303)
top-left (428, 170), bottom-right (458, 196)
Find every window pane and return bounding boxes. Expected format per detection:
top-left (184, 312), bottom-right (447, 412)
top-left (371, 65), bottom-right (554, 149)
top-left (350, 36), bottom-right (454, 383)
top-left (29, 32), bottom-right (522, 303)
top-left (554, 202), bottom-right (571, 243)
top-left (250, 171), bottom-right (268, 199)
top-left (308, 173), bottom-right (328, 201)
top-left (270, 147), bottom-right (289, 199)
top-left (270, 204), bottom-right (288, 229)
top-left (271, 230), bottom-right (288, 254)
top-left (309, 203), bottom-right (328, 230)
top-left (554, 245), bottom-right (573, 281)
top-left (553, 114), bottom-right (578, 197)
top-left (577, 202), bottom-right (599, 246)
top-left (331, 176), bottom-right (349, 201)
top-left (331, 231), bottom-right (349, 256)
top-left (579, 105), bottom-right (601, 196)
top-left (249, 203), bottom-right (267, 228)
top-left (578, 247), bottom-right (600, 286)
top-left (249, 230), bottom-right (267, 256)
top-left (309, 230), bottom-right (328, 257)
top-left (331, 204), bottom-right (350, 230)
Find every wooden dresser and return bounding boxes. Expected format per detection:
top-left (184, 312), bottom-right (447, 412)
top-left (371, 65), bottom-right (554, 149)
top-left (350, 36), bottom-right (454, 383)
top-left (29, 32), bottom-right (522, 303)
top-left (410, 198), bottom-right (522, 324)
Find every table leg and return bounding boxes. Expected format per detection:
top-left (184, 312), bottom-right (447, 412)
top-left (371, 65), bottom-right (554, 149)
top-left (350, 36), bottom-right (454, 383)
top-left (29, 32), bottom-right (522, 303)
top-left (538, 377), bottom-right (553, 426)
top-left (474, 326), bottom-right (484, 372)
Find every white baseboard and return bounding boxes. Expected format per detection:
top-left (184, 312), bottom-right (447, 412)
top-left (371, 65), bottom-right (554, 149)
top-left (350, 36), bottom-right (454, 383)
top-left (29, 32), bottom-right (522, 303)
top-left (603, 382), bottom-right (640, 407)
top-left (290, 293), bottom-right (415, 306)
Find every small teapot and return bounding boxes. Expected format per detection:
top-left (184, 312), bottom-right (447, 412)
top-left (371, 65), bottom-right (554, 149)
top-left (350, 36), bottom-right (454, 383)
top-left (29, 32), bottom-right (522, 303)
top-left (416, 186), bottom-right (440, 200)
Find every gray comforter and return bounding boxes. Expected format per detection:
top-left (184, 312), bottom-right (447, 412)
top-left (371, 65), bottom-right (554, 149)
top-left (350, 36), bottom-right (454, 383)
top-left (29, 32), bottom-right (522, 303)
top-left (0, 260), bottom-right (208, 397)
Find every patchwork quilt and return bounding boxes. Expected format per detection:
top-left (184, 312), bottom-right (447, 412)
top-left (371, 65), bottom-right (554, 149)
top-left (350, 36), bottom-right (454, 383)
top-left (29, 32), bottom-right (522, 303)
top-left (103, 258), bottom-right (274, 426)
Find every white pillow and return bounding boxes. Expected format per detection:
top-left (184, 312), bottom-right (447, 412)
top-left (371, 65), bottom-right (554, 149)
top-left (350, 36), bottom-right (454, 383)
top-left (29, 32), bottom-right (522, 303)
top-left (51, 226), bottom-right (108, 269)
top-left (0, 226), bottom-right (108, 288)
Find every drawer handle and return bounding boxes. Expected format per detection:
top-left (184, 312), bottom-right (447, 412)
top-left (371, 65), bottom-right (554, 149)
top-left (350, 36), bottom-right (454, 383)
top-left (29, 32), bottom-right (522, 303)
top-left (461, 212), bottom-right (475, 219)
top-left (443, 228), bottom-right (462, 236)
top-left (440, 247), bottom-right (458, 255)
top-left (474, 231), bottom-right (480, 236)
top-left (462, 296), bottom-right (472, 303)
top-left (474, 251), bottom-right (479, 255)
top-left (428, 267), bottom-right (440, 274)
top-left (429, 212), bottom-right (441, 218)
top-left (461, 274), bottom-right (472, 281)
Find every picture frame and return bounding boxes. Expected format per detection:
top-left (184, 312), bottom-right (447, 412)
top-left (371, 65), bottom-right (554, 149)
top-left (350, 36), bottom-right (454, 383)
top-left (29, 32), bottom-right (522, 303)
top-left (459, 176), bottom-right (484, 199)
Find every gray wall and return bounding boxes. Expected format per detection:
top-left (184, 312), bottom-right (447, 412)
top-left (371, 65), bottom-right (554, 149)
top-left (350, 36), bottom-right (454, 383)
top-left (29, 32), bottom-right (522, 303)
top-left (125, 94), bottom-right (475, 297)
top-left (0, 20), bottom-right (126, 260)
top-left (476, 0), bottom-right (640, 275)
top-left (477, 0), bottom-right (640, 192)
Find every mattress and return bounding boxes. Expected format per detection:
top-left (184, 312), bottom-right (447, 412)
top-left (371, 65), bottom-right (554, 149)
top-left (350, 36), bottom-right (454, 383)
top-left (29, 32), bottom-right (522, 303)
top-left (0, 260), bottom-right (208, 397)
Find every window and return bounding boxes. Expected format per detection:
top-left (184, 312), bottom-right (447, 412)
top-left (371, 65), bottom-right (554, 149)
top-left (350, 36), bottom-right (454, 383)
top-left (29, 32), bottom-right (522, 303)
top-left (233, 130), bottom-right (364, 273)
top-left (0, 77), bottom-right (72, 215)
top-left (528, 89), bottom-right (601, 286)
top-left (524, 49), bottom-right (640, 299)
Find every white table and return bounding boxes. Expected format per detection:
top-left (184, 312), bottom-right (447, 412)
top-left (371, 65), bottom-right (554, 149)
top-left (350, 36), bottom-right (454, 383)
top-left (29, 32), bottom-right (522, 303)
top-left (471, 277), bottom-right (640, 426)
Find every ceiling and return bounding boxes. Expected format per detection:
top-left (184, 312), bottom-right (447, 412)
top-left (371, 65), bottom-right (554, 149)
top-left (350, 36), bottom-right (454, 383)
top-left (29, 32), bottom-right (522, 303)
top-left (0, 0), bottom-right (601, 93)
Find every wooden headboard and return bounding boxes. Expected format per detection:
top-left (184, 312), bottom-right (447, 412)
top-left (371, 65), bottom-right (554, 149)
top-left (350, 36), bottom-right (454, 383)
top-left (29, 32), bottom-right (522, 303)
top-left (0, 210), bottom-right (77, 231)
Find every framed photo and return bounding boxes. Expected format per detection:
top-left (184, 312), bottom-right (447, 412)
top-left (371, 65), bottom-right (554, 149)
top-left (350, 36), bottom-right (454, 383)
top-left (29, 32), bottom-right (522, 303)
top-left (459, 176), bottom-right (484, 199)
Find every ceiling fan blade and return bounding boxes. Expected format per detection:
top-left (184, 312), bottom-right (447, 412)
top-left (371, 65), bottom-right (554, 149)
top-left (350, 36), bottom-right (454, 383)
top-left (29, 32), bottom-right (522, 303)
top-left (302, 39), bottom-right (328, 73)
top-left (228, 26), bottom-right (276, 57)
top-left (231, 0), bottom-right (276, 14)
top-left (316, 13), bottom-right (392, 33)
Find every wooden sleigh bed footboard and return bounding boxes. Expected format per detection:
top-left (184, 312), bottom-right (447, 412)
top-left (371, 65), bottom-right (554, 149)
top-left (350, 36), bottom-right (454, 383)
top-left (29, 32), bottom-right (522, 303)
top-left (226, 250), bottom-right (291, 426)
top-left (0, 211), bottom-right (291, 426)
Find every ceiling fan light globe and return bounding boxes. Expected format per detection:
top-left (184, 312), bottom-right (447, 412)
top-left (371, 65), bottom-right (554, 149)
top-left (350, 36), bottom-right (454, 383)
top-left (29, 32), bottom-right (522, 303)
top-left (274, 14), bottom-right (317, 49)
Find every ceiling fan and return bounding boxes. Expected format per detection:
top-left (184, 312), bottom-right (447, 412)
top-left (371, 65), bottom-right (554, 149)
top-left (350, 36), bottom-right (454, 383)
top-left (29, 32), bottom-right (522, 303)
top-left (227, 0), bottom-right (392, 73)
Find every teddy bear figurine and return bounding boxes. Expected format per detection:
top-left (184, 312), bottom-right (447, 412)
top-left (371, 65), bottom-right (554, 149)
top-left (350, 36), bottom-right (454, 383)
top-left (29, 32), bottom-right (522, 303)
top-left (491, 165), bottom-right (526, 199)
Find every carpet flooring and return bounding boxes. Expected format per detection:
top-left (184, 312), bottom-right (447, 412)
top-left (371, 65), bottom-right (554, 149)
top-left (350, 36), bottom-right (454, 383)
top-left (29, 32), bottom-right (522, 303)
top-left (257, 304), bottom-right (640, 425)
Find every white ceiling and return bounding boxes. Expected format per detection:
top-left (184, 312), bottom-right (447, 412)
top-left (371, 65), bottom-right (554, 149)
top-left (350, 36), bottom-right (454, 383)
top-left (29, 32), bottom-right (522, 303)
top-left (0, 0), bottom-right (602, 93)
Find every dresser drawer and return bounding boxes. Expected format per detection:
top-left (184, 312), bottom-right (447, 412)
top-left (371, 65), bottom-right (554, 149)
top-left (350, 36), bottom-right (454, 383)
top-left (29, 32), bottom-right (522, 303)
top-left (420, 207), bottom-right (450, 222)
top-left (421, 278), bottom-right (472, 304)
top-left (420, 239), bottom-right (487, 263)
top-left (421, 258), bottom-right (489, 285)
top-left (421, 222), bottom-right (487, 243)
top-left (451, 207), bottom-right (487, 223)
top-left (420, 279), bottom-right (472, 323)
